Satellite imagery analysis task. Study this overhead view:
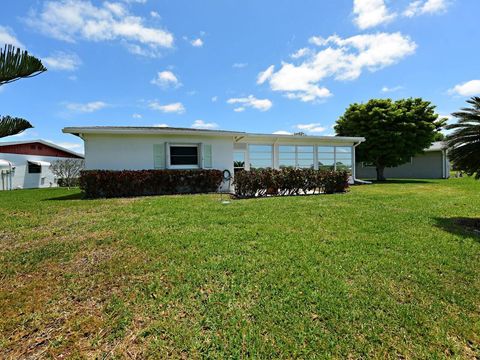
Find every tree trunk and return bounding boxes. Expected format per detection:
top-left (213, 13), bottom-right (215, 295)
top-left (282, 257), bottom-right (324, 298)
top-left (376, 165), bottom-right (386, 181)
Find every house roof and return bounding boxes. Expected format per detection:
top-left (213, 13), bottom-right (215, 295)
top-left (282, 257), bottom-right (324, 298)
top-left (425, 141), bottom-right (447, 152)
top-left (62, 126), bottom-right (366, 143)
top-left (0, 139), bottom-right (84, 158)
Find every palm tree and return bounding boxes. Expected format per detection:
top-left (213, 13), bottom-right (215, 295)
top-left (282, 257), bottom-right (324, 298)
top-left (0, 44), bottom-right (47, 138)
top-left (446, 97), bottom-right (480, 179)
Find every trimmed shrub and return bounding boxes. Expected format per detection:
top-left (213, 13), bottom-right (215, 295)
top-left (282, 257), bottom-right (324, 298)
top-left (233, 168), bottom-right (350, 198)
top-left (80, 169), bottom-right (223, 199)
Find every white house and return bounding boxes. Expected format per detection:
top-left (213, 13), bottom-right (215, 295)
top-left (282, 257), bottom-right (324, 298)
top-left (63, 126), bottom-right (365, 191)
top-left (0, 140), bottom-right (84, 191)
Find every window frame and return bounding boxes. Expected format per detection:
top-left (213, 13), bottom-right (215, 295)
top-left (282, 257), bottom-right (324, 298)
top-left (167, 143), bottom-right (201, 169)
top-left (278, 145), bottom-right (315, 169)
top-left (27, 162), bottom-right (42, 174)
top-left (317, 145), bottom-right (353, 172)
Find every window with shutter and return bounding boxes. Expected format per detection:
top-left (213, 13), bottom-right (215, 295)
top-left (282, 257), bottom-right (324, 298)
top-left (153, 143), bottom-right (166, 169)
top-left (203, 144), bottom-right (212, 168)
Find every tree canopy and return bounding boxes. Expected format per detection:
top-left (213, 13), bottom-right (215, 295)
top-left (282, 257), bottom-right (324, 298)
top-left (0, 116), bottom-right (33, 138)
top-left (335, 98), bottom-right (445, 181)
top-left (0, 44), bottom-right (47, 85)
top-left (0, 44), bottom-right (46, 138)
top-left (446, 97), bottom-right (480, 179)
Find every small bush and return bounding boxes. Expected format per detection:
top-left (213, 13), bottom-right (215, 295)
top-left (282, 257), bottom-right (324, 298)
top-left (57, 178), bottom-right (80, 187)
top-left (233, 168), bottom-right (350, 198)
top-left (80, 169), bottom-right (223, 199)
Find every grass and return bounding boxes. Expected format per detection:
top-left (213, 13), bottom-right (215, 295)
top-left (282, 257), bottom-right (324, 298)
top-left (0, 178), bottom-right (479, 359)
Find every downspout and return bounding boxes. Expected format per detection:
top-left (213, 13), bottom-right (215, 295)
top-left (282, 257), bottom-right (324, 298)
top-left (8, 162), bottom-right (12, 191)
top-left (442, 149), bottom-right (448, 179)
top-left (352, 141), bottom-right (360, 182)
top-left (352, 140), bottom-right (371, 184)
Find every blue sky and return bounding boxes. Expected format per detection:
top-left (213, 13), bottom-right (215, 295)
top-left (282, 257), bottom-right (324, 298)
top-left (1, 0), bottom-right (479, 153)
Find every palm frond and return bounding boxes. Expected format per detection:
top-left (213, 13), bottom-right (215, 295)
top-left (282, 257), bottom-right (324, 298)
top-left (0, 44), bottom-right (47, 86)
top-left (446, 97), bottom-right (480, 178)
top-left (0, 116), bottom-right (33, 138)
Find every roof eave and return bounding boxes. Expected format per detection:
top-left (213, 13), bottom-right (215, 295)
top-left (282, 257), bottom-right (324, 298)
top-left (62, 127), bottom-right (365, 143)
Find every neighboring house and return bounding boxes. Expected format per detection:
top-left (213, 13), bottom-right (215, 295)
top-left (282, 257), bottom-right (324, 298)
top-left (0, 140), bottom-right (84, 191)
top-left (63, 126), bottom-right (365, 191)
top-left (355, 142), bottom-right (450, 180)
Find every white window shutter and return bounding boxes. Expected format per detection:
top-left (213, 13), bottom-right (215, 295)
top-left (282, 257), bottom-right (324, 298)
top-left (153, 143), bottom-right (166, 169)
top-left (203, 144), bottom-right (213, 168)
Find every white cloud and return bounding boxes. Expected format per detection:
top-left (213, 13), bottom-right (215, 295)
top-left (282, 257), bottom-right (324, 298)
top-left (261, 32), bottom-right (416, 102)
top-left (308, 36), bottom-right (327, 46)
top-left (26, 0), bottom-right (174, 57)
top-left (381, 85), bottom-right (404, 93)
top-left (404, 0), bottom-right (449, 17)
top-left (65, 101), bottom-right (108, 113)
top-left (151, 70), bottom-right (180, 88)
top-left (291, 48), bottom-right (311, 59)
top-left (233, 63), bottom-right (248, 68)
top-left (449, 80), bottom-right (480, 97)
top-left (42, 52), bottom-right (81, 71)
top-left (211, 96), bottom-right (218, 102)
top-left (257, 65), bottom-right (275, 85)
top-left (153, 123), bottom-right (169, 127)
top-left (0, 26), bottom-right (24, 48)
top-left (191, 120), bottom-right (218, 129)
top-left (233, 107), bottom-right (245, 113)
top-left (273, 130), bottom-right (292, 135)
top-left (148, 101), bottom-right (185, 114)
top-left (353, 0), bottom-right (397, 29)
top-left (132, 113), bottom-right (142, 118)
top-left (227, 95), bottom-right (273, 112)
top-left (191, 38), bottom-right (203, 47)
top-left (150, 11), bottom-right (160, 18)
top-left (295, 123), bottom-right (326, 133)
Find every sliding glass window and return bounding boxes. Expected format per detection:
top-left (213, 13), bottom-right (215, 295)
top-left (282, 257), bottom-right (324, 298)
top-left (297, 146), bottom-right (314, 169)
top-left (278, 146), bottom-right (296, 169)
top-left (335, 146), bottom-right (353, 172)
top-left (318, 146), bottom-right (353, 172)
top-left (278, 145), bottom-right (314, 169)
top-left (318, 146), bottom-right (335, 170)
top-left (249, 145), bottom-right (273, 169)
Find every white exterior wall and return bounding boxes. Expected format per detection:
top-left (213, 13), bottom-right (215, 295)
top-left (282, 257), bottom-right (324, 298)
top-left (0, 153), bottom-right (78, 190)
top-left (80, 133), bottom-right (361, 191)
top-left (83, 134), bottom-right (235, 191)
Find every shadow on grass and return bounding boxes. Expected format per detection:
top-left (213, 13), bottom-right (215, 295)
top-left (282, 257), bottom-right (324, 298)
top-left (434, 217), bottom-right (480, 241)
top-left (44, 192), bottom-right (85, 201)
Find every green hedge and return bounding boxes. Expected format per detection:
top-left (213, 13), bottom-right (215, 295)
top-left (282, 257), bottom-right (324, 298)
top-left (80, 169), bottom-right (223, 199)
top-left (233, 168), bottom-right (350, 198)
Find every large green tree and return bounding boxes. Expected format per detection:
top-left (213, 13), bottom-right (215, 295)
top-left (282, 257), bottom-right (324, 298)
top-left (0, 44), bottom-right (47, 138)
top-left (446, 97), bottom-right (480, 179)
top-left (335, 98), bottom-right (446, 181)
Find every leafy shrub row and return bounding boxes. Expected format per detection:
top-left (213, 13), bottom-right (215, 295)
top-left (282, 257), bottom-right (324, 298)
top-left (80, 169), bottom-right (223, 199)
top-left (233, 168), bottom-right (350, 198)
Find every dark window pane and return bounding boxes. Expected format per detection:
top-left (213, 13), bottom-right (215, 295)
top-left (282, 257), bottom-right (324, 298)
top-left (170, 146), bottom-right (198, 156)
top-left (170, 146), bottom-right (198, 166)
top-left (28, 163), bottom-right (41, 173)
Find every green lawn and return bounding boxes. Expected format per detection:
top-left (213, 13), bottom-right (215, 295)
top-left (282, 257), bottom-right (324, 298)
top-left (0, 178), bottom-right (479, 359)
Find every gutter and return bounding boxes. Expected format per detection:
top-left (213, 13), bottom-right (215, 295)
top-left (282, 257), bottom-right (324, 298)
top-left (352, 140), bottom-right (371, 185)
